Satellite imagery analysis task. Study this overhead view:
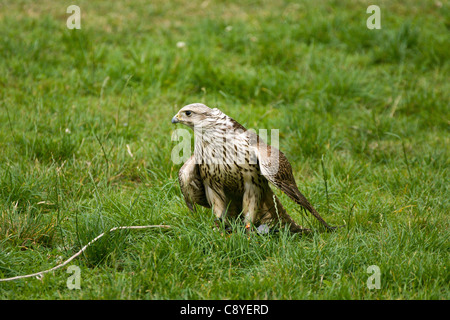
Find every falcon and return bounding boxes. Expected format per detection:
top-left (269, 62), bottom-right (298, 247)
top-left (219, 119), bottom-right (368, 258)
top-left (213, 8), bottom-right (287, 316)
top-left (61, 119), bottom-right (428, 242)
top-left (172, 103), bottom-right (336, 234)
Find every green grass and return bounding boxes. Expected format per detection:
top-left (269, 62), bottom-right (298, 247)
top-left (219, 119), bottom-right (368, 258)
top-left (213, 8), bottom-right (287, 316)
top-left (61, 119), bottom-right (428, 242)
top-left (0, 0), bottom-right (449, 299)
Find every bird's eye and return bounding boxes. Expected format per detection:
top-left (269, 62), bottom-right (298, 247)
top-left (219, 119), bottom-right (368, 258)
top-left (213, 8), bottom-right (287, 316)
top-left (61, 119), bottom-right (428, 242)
top-left (185, 111), bottom-right (192, 116)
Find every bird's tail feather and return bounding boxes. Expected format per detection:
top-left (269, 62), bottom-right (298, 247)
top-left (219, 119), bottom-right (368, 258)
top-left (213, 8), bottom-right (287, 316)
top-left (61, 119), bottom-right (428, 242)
top-left (293, 190), bottom-right (342, 231)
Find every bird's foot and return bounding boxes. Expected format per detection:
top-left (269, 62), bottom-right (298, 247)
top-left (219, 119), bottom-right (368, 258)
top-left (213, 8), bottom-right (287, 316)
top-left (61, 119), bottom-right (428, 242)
top-left (214, 218), bottom-right (222, 230)
top-left (245, 222), bottom-right (253, 236)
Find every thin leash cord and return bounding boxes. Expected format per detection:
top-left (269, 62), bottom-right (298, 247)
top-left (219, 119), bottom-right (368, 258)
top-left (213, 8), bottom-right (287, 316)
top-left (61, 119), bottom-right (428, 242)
top-left (0, 225), bottom-right (171, 282)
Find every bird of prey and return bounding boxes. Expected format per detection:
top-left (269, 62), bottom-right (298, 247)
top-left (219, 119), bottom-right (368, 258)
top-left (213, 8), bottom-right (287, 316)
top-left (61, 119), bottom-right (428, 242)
top-left (172, 103), bottom-right (336, 234)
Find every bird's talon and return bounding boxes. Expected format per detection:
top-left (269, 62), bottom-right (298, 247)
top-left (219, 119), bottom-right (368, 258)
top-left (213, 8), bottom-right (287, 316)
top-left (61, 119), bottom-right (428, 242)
top-left (245, 222), bottom-right (253, 235)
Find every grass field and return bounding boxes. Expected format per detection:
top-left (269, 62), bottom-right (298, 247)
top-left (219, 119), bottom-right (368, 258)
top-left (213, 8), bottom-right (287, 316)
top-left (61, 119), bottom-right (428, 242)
top-left (0, 0), bottom-right (449, 299)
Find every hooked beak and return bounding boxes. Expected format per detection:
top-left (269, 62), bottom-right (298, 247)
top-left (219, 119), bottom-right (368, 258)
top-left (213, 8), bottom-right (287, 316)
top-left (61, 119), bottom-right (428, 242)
top-left (171, 115), bottom-right (179, 124)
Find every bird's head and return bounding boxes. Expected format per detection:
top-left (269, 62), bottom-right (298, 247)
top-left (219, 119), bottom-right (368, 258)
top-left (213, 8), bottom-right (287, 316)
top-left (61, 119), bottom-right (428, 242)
top-left (171, 103), bottom-right (222, 128)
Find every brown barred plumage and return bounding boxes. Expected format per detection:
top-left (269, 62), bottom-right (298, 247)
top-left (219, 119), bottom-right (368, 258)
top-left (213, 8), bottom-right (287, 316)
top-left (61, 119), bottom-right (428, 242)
top-left (172, 103), bottom-right (336, 233)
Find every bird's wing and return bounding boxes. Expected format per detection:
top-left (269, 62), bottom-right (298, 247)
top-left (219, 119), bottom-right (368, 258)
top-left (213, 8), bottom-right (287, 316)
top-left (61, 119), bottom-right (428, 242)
top-left (178, 155), bottom-right (210, 211)
top-left (250, 134), bottom-right (335, 230)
